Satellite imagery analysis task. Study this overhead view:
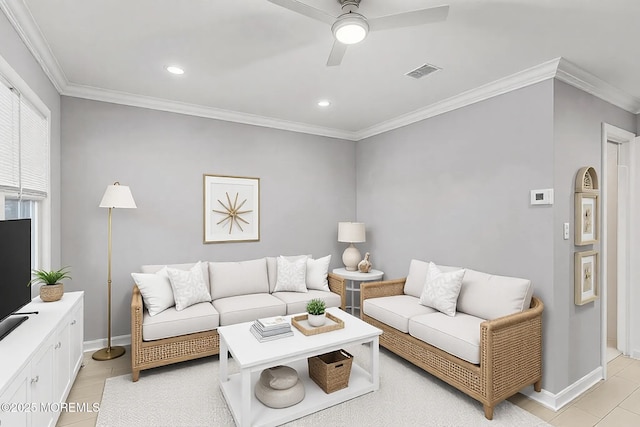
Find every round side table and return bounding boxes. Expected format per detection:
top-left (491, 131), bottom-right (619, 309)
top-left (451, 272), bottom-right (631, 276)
top-left (332, 268), bottom-right (384, 316)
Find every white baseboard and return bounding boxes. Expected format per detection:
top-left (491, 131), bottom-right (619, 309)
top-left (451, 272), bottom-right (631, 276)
top-left (520, 367), bottom-right (603, 412)
top-left (83, 334), bottom-right (132, 353)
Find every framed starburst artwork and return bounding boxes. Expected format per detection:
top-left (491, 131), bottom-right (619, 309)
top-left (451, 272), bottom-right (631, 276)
top-left (203, 174), bottom-right (260, 243)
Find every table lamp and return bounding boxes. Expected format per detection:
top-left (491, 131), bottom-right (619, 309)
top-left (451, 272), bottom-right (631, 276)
top-left (338, 222), bottom-right (365, 271)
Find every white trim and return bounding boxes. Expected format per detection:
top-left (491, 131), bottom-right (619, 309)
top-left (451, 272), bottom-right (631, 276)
top-left (3, 0), bottom-right (640, 139)
top-left (63, 83), bottom-right (358, 141)
top-left (82, 334), bottom-right (131, 353)
top-left (520, 367), bottom-right (603, 412)
top-left (355, 58), bottom-right (561, 140)
top-left (556, 59), bottom-right (640, 114)
top-left (601, 123), bottom-right (637, 372)
top-left (0, 0), bottom-right (68, 93)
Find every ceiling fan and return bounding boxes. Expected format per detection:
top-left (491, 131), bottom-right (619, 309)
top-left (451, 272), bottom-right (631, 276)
top-left (267, 0), bottom-right (449, 66)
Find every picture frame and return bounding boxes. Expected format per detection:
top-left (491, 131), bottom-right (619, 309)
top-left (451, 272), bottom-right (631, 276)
top-left (574, 193), bottom-right (598, 245)
top-left (575, 250), bottom-right (598, 305)
top-left (203, 174), bottom-right (260, 243)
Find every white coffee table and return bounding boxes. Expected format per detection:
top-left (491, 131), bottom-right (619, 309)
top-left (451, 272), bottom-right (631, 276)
top-left (218, 307), bottom-right (382, 427)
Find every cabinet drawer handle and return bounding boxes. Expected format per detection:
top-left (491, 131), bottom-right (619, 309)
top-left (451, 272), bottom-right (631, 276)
top-left (71, 320), bottom-right (77, 325)
top-left (55, 342), bottom-right (62, 349)
top-left (31, 375), bottom-right (39, 384)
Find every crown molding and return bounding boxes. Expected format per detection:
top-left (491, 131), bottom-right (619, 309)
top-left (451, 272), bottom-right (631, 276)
top-left (0, 0), bottom-right (68, 93)
top-left (3, 0), bottom-right (638, 141)
top-left (63, 83), bottom-right (359, 141)
top-left (555, 58), bottom-right (640, 114)
top-left (355, 58), bottom-right (562, 140)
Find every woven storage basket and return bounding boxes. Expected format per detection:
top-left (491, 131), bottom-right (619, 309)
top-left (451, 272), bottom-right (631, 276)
top-left (307, 349), bottom-right (353, 393)
top-left (40, 284), bottom-right (63, 302)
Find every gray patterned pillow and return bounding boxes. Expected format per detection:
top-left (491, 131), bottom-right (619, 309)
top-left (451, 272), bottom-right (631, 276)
top-left (166, 261), bottom-right (212, 310)
top-left (419, 262), bottom-right (465, 316)
top-left (273, 256), bottom-right (308, 293)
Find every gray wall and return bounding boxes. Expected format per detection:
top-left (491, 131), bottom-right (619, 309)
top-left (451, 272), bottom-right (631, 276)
top-left (60, 97), bottom-right (356, 341)
top-left (0, 10), bottom-right (62, 284)
top-left (355, 78), bottom-right (638, 395)
top-left (356, 80), bottom-right (557, 387)
top-left (552, 80), bottom-right (636, 389)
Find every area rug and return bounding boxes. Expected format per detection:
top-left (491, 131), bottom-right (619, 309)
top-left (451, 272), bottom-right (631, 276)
top-left (97, 346), bottom-right (550, 427)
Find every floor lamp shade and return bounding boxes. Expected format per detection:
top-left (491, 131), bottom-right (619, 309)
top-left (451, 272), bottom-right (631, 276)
top-left (338, 222), bottom-right (365, 271)
top-left (99, 183), bottom-right (137, 209)
top-left (93, 182), bottom-right (136, 361)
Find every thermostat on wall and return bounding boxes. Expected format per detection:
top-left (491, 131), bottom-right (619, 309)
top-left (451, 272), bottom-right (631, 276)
top-left (530, 189), bottom-right (554, 205)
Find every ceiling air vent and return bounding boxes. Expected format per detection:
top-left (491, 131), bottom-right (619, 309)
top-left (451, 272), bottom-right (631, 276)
top-left (405, 63), bottom-right (441, 79)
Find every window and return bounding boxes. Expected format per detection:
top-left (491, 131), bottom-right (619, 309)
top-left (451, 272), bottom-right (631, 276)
top-left (0, 69), bottom-right (50, 270)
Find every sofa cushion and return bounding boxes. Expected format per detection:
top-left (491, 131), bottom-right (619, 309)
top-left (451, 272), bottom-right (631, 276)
top-left (141, 262), bottom-right (211, 294)
top-left (272, 290), bottom-right (341, 315)
top-left (209, 258), bottom-right (269, 300)
top-left (167, 262), bottom-right (212, 311)
top-left (305, 255), bottom-right (331, 291)
top-left (457, 269), bottom-right (533, 320)
top-left (419, 262), bottom-right (466, 317)
top-left (403, 259), bottom-right (462, 298)
top-left (408, 312), bottom-right (484, 364)
top-left (213, 293), bottom-right (286, 326)
top-left (266, 255), bottom-right (311, 293)
top-left (142, 302), bottom-right (219, 341)
top-left (363, 295), bottom-right (437, 333)
top-left (131, 268), bottom-right (175, 316)
top-left (273, 256), bottom-right (308, 293)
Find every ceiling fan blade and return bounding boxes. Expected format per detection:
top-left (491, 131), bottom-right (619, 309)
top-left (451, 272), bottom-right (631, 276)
top-left (326, 41), bottom-right (348, 67)
top-left (267, 0), bottom-right (335, 25)
top-left (368, 5), bottom-right (449, 31)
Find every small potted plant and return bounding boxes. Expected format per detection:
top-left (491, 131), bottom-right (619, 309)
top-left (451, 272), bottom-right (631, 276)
top-left (28, 266), bottom-right (71, 302)
top-left (306, 298), bottom-right (326, 327)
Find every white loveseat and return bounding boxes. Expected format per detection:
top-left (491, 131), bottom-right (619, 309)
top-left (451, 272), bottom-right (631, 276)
top-left (130, 256), bottom-right (346, 381)
top-left (360, 259), bottom-right (543, 420)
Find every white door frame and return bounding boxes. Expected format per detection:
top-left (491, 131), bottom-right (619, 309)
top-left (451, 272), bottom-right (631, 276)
top-left (601, 123), bottom-right (636, 378)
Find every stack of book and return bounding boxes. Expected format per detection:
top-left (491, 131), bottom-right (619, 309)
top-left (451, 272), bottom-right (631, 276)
top-left (250, 316), bottom-right (293, 342)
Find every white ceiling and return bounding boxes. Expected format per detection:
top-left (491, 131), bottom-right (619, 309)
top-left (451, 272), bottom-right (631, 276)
top-left (3, 0), bottom-right (640, 139)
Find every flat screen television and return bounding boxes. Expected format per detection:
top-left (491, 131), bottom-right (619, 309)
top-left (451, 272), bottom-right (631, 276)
top-left (0, 218), bottom-right (32, 340)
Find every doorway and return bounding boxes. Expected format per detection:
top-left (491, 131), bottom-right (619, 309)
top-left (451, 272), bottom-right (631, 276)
top-left (606, 142), bottom-right (622, 362)
top-left (601, 123), bottom-right (637, 378)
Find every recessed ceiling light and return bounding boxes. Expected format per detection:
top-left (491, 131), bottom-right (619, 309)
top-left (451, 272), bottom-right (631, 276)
top-left (166, 66), bottom-right (184, 75)
top-left (317, 100), bottom-right (331, 107)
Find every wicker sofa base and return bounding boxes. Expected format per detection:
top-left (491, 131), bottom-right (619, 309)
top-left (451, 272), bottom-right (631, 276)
top-left (361, 296), bottom-right (543, 420)
top-left (131, 329), bottom-right (219, 382)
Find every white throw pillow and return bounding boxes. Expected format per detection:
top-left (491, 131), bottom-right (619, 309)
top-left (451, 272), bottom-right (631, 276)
top-left (131, 267), bottom-right (175, 316)
top-left (419, 262), bottom-right (466, 317)
top-left (273, 256), bottom-right (308, 293)
top-left (166, 261), bottom-right (212, 311)
top-left (306, 255), bottom-right (331, 292)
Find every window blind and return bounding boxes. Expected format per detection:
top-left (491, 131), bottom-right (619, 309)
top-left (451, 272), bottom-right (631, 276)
top-left (0, 77), bottom-right (48, 198)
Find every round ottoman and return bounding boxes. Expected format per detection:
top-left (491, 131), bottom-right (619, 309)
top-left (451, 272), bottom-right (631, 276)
top-left (255, 365), bottom-right (305, 409)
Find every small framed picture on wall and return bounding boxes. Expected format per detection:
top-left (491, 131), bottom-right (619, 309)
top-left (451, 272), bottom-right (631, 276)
top-left (574, 193), bottom-right (598, 245)
top-left (575, 250), bottom-right (598, 305)
top-left (203, 174), bottom-right (260, 243)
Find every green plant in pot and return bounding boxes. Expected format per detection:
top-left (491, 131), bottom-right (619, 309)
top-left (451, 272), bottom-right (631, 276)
top-left (28, 266), bottom-right (71, 302)
top-left (306, 298), bottom-right (326, 327)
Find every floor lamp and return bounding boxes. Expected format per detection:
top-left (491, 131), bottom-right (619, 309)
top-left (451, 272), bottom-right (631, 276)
top-left (92, 182), bottom-right (137, 361)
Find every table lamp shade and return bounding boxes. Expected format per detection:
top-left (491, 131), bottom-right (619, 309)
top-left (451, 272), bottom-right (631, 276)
top-left (99, 183), bottom-right (137, 209)
top-left (338, 222), bottom-right (365, 243)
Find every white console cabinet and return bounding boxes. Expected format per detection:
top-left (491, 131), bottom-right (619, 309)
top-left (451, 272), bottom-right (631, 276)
top-left (0, 292), bottom-right (84, 427)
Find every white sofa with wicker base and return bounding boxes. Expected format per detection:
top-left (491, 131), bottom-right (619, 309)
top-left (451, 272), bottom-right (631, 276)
top-left (360, 259), bottom-right (543, 420)
top-left (130, 256), bottom-right (346, 381)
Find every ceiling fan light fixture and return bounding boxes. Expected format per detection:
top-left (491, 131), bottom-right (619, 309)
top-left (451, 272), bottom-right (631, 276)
top-left (332, 13), bottom-right (369, 45)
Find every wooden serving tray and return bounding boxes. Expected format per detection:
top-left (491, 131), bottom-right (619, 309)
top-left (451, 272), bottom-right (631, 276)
top-left (292, 312), bottom-right (344, 336)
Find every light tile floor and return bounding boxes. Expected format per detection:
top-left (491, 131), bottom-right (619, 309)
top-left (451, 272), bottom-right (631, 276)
top-left (56, 348), bottom-right (640, 427)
